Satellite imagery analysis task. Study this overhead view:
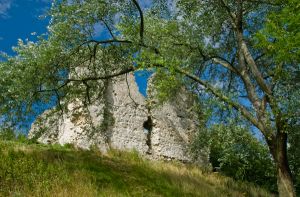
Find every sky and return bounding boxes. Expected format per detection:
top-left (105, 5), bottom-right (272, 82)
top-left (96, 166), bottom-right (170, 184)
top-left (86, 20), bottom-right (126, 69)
top-left (0, 0), bottom-right (265, 141)
top-left (0, 0), bottom-right (151, 95)
top-left (0, 0), bottom-right (154, 54)
top-left (0, 0), bottom-right (53, 131)
top-left (0, 0), bottom-right (152, 132)
top-left (0, 0), bottom-right (52, 54)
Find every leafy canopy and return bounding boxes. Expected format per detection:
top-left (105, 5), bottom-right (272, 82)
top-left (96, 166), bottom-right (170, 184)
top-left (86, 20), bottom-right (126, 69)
top-left (0, 1), bottom-right (299, 194)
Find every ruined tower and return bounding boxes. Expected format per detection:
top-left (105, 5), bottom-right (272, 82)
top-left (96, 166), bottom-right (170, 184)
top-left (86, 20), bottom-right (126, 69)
top-left (29, 73), bottom-right (206, 163)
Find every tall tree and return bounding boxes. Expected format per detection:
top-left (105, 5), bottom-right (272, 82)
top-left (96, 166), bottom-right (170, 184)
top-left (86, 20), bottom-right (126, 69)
top-left (0, 0), bottom-right (298, 196)
top-left (133, 1), bottom-right (298, 196)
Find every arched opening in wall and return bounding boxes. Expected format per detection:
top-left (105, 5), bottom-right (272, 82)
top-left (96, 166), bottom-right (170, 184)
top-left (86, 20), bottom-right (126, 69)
top-left (143, 116), bottom-right (153, 154)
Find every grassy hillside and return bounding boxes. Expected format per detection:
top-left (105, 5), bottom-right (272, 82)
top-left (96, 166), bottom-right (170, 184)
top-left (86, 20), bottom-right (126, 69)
top-left (0, 140), bottom-right (273, 197)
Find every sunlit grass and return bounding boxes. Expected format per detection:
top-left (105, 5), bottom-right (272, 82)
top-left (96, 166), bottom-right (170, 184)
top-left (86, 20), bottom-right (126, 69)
top-left (0, 140), bottom-right (273, 197)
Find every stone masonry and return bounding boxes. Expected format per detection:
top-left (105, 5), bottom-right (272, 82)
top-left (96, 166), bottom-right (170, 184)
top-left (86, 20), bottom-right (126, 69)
top-left (28, 73), bottom-right (206, 163)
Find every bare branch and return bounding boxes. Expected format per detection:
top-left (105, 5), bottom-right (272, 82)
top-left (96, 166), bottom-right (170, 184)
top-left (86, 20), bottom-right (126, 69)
top-left (131, 0), bottom-right (144, 41)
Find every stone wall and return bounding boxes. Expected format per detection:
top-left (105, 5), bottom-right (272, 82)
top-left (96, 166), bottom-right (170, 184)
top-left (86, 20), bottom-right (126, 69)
top-left (29, 73), bottom-right (207, 163)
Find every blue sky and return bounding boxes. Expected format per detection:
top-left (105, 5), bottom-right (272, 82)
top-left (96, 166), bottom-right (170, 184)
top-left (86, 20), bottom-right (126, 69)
top-left (0, 0), bottom-right (52, 131)
top-left (0, 0), bottom-right (52, 54)
top-left (0, 0), bottom-right (151, 95)
top-left (0, 1), bottom-right (265, 140)
top-left (0, 0), bottom-right (154, 54)
top-left (0, 0), bottom-right (151, 132)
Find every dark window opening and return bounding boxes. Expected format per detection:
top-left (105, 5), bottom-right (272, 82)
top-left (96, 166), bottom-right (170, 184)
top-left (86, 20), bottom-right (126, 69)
top-left (143, 116), bottom-right (153, 154)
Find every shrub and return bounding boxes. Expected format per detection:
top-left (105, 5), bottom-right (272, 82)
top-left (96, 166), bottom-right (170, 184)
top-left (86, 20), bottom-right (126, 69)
top-left (0, 128), bottom-right (16, 141)
top-left (192, 124), bottom-right (277, 192)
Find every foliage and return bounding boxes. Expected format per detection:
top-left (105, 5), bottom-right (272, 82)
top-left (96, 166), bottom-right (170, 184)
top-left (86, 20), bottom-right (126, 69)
top-left (0, 128), bottom-right (29, 143)
top-left (0, 0), bottom-right (133, 125)
top-left (0, 140), bottom-right (273, 197)
top-left (0, 0), bottom-right (299, 195)
top-left (289, 132), bottom-right (300, 195)
top-left (288, 118), bottom-right (300, 194)
top-left (256, 0), bottom-right (300, 64)
top-left (150, 70), bottom-right (184, 103)
top-left (0, 128), bottom-right (16, 141)
top-left (192, 124), bottom-right (277, 192)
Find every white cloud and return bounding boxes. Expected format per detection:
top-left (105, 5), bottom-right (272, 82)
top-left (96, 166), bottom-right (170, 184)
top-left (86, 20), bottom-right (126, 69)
top-left (0, 0), bottom-right (12, 18)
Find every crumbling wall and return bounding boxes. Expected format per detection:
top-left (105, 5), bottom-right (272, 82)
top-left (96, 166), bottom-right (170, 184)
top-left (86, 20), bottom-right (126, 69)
top-left (29, 73), bottom-right (206, 163)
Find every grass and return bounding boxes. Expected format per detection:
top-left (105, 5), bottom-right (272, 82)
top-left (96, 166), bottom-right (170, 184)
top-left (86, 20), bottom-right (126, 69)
top-left (0, 140), bottom-right (274, 197)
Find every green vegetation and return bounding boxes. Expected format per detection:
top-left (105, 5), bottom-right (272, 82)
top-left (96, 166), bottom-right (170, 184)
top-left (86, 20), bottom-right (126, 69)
top-left (0, 140), bottom-right (273, 197)
top-left (256, 0), bottom-right (300, 64)
top-left (0, 0), bottom-right (299, 196)
top-left (288, 123), bottom-right (300, 194)
top-left (192, 124), bottom-right (277, 193)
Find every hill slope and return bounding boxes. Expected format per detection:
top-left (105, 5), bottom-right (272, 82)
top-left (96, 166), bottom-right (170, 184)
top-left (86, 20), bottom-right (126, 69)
top-left (0, 141), bottom-right (273, 197)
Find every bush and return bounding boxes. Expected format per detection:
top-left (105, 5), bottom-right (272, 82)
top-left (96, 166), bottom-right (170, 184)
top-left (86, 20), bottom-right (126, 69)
top-left (0, 128), bottom-right (16, 141)
top-left (0, 128), bottom-right (37, 144)
top-left (192, 124), bottom-right (277, 192)
top-left (288, 123), bottom-right (300, 194)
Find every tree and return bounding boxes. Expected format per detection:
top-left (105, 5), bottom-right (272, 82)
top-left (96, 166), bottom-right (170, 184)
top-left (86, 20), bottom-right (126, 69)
top-left (136, 1), bottom-right (298, 195)
top-left (288, 120), bottom-right (300, 194)
top-left (0, 0), bottom-right (299, 196)
top-left (256, 0), bottom-right (300, 64)
top-left (192, 123), bottom-right (277, 192)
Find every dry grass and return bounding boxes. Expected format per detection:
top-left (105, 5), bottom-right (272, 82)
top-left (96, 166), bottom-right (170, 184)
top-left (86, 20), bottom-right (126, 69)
top-left (0, 141), bottom-right (273, 197)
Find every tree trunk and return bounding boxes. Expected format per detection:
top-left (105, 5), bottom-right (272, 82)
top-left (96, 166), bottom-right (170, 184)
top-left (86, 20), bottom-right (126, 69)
top-left (277, 163), bottom-right (295, 197)
top-left (274, 132), bottom-right (296, 197)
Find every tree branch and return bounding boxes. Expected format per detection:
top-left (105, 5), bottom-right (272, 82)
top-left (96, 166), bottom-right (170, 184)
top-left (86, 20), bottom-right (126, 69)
top-left (131, 0), bottom-right (144, 42)
top-left (241, 41), bottom-right (272, 95)
top-left (54, 90), bottom-right (64, 116)
top-left (37, 67), bottom-right (135, 93)
top-left (212, 57), bottom-right (238, 74)
top-left (234, 1), bottom-right (263, 114)
top-left (171, 42), bottom-right (239, 74)
top-left (81, 39), bottom-right (132, 46)
top-left (83, 80), bottom-right (91, 104)
top-left (181, 68), bottom-right (265, 132)
top-left (125, 73), bottom-right (138, 107)
top-left (244, 0), bottom-right (282, 6)
top-left (102, 20), bottom-right (116, 39)
top-left (154, 64), bottom-right (265, 133)
top-left (219, 0), bottom-right (237, 29)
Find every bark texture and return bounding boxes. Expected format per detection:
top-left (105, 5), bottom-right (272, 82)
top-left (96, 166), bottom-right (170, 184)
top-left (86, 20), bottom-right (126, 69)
top-left (274, 132), bottom-right (296, 197)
